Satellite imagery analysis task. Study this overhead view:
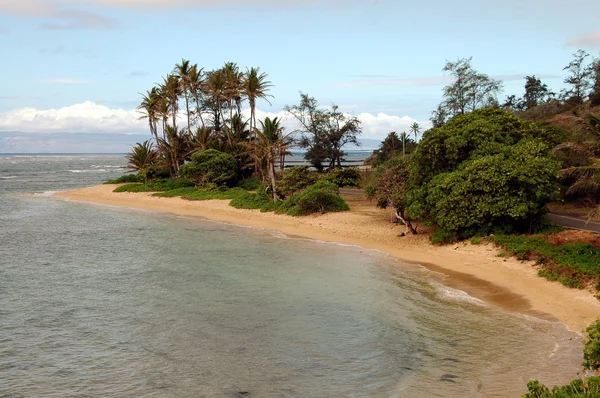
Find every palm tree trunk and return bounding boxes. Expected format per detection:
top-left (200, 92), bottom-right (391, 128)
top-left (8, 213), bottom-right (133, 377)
top-left (269, 155), bottom-right (277, 202)
top-left (185, 95), bottom-right (191, 133)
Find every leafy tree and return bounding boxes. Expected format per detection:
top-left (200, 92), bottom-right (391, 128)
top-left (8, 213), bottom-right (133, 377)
top-left (370, 157), bottom-right (417, 235)
top-left (563, 49), bottom-right (594, 105)
top-left (408, 108), bottom-right (562, 240)
top-left (430, 103), bottom-right (449, 128)
top-left (285, 93), bottom-right (361, 170)
top-left (277, 166), bottom-right (318, 197)
top-left (523, 75), bottom-right (552, 110)
top-left (179, 149), bottom-right (236, 186)
top-left (439, 57), bottom-right (503, 119)
top-left (591, 57), bottom-right (600, 106)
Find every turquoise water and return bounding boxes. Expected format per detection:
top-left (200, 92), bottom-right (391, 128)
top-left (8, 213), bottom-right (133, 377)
top-left (0, 155), bottom-right (584, 397)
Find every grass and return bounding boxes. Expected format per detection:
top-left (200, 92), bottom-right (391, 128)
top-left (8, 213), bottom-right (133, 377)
top-left (104, 174), bottom-right (142, 184)
top-left (113, 178), bottom-right (350, 217)
top-left (113, 178), bottom-right (194, 193)
top-left (490, 234), bottom-right (600, 290)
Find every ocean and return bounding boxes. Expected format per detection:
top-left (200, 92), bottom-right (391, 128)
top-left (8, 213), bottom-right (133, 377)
top-left (0, 154), bottom-right (584, 397)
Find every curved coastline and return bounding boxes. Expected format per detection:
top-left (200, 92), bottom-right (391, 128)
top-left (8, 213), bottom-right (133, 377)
top-left (54, 184), bottom-right (600, 333)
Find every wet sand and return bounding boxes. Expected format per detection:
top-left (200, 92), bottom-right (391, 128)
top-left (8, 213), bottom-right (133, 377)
top-left (55, 184), bottom-right (600, 332)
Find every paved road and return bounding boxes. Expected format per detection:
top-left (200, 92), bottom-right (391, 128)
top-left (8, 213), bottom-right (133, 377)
top-left (548, 213), bottom-right (600, 234)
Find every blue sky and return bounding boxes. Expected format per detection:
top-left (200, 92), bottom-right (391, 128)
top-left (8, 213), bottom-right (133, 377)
top-left (0, 0), bottom-right (599, 152)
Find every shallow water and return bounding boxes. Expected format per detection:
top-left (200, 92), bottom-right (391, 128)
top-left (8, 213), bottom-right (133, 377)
top-left (0, 154), bottom-right (583, 397)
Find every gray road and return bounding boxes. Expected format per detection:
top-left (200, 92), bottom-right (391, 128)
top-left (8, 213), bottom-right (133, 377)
top-left (547, 214), bottom-right (600, 233)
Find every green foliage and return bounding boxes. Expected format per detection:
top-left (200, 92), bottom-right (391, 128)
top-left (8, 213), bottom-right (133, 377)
top-left (277, 180), bottom-right (349, 216)
top-left (179, 149), bottom-right (236, 186)
top-left (236, 177), bottom-right (261, 191)
top-left (522, 377), bottom-right (600, 397)
top-left (104, 174), bottom-right (142, 184)
top-left (277, 166), bottom-right (318, 197)
top-left (113, 178), bottom-right (194, 193)
top-left (470, 237), bottom-right (482, 245)
top-left (324, 167), bottom-right (362, 187)
top-left (126, 140), bottom-right (159, 174)
top-left (409, 108), bottom-right (562, 240)
top-left (490, 234), bottom-right (600, 289)
top-left (583, 319), bottom-right (600, 372)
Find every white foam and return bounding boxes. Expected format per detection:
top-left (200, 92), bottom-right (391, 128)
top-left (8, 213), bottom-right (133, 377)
top-left (34, 191), bottom-right (58, 197)
top-left (432, 282), bottom-right (486, 306)
top-left (0, 176), bottom-right (17, 179)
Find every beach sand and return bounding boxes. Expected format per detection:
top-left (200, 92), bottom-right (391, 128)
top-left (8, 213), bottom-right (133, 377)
top-left (55, 184), bottom-right (600, 332)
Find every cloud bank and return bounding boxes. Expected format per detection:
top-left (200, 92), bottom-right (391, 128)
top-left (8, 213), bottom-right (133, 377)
top-left (0, 101), bottom-right (427, 151)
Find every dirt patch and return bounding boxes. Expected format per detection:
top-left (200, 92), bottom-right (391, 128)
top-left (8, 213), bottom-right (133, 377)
top-left (547, 229), bottom-right (600, 247)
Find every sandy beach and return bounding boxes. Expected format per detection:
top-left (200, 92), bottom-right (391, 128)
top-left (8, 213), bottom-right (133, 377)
top-left (55, 184), bottom-right (600, 333)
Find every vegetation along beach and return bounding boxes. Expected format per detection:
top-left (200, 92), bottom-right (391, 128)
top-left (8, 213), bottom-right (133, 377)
top-left (2, 2), bottom-right (600, 396)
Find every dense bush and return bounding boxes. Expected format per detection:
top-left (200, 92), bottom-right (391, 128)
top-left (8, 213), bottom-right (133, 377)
top-left (236, 176), bottom-right (261, 191)
top-left (584, 319), bottom-right (600, 372)
top-left (408, 108), bottom-right (562, 242)
top-left (277, 166), bottom-right (318, 197)
top-left (522, 377), bottom-right (600, 397)
top-left (277, 180), bottom-right (349, 216)
top-left (324, 167), bottom-right (362, 187)
top-left (178, 149), bottom-right (236, 186)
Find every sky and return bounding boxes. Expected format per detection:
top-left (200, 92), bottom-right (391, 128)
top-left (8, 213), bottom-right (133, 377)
top-left (0, 0), bottom-right (599, 152)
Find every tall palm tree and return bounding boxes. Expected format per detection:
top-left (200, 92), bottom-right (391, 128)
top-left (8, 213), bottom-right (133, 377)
top-left (174, 59), bottom-right (193, 133)
top-left (188, 64), bottom-right (206, 129)
top-left (156, 126), bottom-right (189, 177)
top-left (243, 67), bottom-right (273, 133)
top-left (189, 126), bottom-right (216, 152)
top-left (137, 87), bottom-right (160, 143)
top-left (409, 122), bottom-right (421, 143)
top-left (205, 69), bottom-right (227, 132)
top-left (223, 62), bottom-right (242, 128)
top-left (161, 74), bottom-right (181, 130)
top-left (248, 117), bottom-right (293, 201)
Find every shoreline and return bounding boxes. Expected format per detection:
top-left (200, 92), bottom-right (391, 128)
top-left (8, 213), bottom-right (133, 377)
top-left (54, 184), bottom-right (600, 332)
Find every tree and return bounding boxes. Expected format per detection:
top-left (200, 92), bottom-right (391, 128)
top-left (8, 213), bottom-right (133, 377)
top-left (188, 63), bottom-right (206, 129)
top-left (408, 108), bottom-right (562, 240)
top-left (242, 67), bottom-right (273, 134)
top-left (247, 117), bottom-right (294, 201)
top-left (583, 318), bottom-right (600, 372)
top-left (179, 149), bottom-right (236, 186)
top-left (370, 157), bottom-right (417, 235)
top-left (591, 57), bottom-right (600, 106)
top-left (126, 140), bottom-right (158, 174)
top-left (409, 122), bottom-right (421, 142)
top-left (439, 57), bottom-right (503, 119)
top-left (160, 73), bottom-right (181, 130)
top-left (522, 75), bottom-right (551, 110)
top-left (174, 58), bottom-right (193, 132)
top-left (379, 131), bottom-right (401, 160)
top-left (285, 93), bottom-right (361, 170)
top-left (137, 87), bottom-right (161, 143)
top-left (430, 103), bottom-right (449, 128)
top-left (563, 49), bottom-right (594, 105)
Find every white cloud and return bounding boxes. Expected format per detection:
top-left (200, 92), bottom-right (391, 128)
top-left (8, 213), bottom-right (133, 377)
top-left (0, 101), bottom-right (146, 134)
top-left (568, 30), bottom-right (600, 47)
top-left (37, 78), bottom-right (90, 84)
top-left (0, 101), bottom-right (427, 143)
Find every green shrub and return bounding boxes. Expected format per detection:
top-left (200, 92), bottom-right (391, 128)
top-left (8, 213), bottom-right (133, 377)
top-left (277, 166), bottom-right (318, 197)
top-left (324, 167), bottom-right (362, 187)
top-left (277, 181), bottom-right (349, 216)
top-left (104, 174), bottom-right (142, 184)
top-left (522, 377), bottom-right (600, 397)
top-left (583, 319), bottom-right (600, 372)
top-left (179, 149), bottom-right (236, 186)
top-left (237, 177), bottom-right (261, 191)
top-left (470, 237), bottom-right (482, 245)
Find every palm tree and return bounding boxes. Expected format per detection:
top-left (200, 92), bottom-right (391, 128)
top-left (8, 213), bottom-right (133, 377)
top-left (243, 67), bottom-right (273, 133)
top-left (400, 131), bottom-right (408, 157)
top-left (156, 126), bottom-right (189, 177)
top-left (161, 74), bottom-right (181, 130)
top-left (409, 122), bottom-right (421, 143)
top-left (205, 69), bottom-right (227, 132)
top-left (223, 62), bottom-right (242, 128)
top-left (126, 140), bottom-right (159, 181)
top-left (137, 87), bottom-right (160, 143)
top-left (189, 126), bottom-right (216, 152)
top-left (188, 64), bottom-right (206, 128)
top-left (248, 117), bottom-right (293, 201)
top-left (174, 59), bottom-right (193, 133)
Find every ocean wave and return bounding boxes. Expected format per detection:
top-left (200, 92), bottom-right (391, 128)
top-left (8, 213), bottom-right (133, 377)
top-left (0, 176), bottom-right (17, 179)
top-left (432, 282), bottom-right (486, 306)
